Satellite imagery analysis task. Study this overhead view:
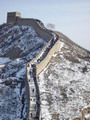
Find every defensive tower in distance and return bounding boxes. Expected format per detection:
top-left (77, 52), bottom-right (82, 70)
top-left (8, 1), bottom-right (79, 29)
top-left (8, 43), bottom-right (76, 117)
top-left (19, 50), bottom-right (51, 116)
top-left (7, 12), bottom-right (21, 23)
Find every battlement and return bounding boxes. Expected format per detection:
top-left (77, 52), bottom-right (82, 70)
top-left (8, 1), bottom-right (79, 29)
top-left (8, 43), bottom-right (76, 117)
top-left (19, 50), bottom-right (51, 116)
top-left (7, 12), bottom-right (21, 23)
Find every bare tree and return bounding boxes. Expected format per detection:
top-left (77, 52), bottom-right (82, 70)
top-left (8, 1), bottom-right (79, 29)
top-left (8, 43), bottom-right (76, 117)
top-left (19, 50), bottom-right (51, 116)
top-left (46, 23), bottom-right (55, 30)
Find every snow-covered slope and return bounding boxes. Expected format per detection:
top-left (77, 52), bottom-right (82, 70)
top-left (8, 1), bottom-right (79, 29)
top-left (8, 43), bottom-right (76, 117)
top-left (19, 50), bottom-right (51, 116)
top-left (38, 33), bottom-right (90, 120)
top-left (0, 23), bottom-right (47, 120)
top-left (0, 22), bottom-right (90, 120)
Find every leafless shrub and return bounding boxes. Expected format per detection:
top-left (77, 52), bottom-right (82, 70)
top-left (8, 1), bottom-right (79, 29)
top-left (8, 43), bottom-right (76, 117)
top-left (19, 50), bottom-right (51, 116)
top-left (46, 23), bottom-right (55, 30)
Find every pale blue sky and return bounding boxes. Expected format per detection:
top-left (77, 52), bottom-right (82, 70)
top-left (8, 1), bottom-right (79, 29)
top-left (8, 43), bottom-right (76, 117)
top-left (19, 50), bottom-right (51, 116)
top-left (0, 0), bottom-right (90, 50)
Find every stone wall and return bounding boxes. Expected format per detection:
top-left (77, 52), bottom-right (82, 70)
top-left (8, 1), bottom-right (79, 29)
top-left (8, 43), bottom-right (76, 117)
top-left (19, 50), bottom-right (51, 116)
top-left (26, 32), bottom-right (61, 119)
top-left (6, 12), bottom-right (62, 120)
top-left (27, 35), bottom-right (61, 76)
top-left (27, 38), bottom-right (52, 66)
top-left (7, 12), bottom-right (52, 41)
top-left (17, 18), bottom-right (52, 41)
top-left (36, 40), bottom-right (61, 75)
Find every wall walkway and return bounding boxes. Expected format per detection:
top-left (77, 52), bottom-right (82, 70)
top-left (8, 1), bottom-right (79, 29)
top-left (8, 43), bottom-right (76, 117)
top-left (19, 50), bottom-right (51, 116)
top-left (26, 28), bottom-right (61, 120)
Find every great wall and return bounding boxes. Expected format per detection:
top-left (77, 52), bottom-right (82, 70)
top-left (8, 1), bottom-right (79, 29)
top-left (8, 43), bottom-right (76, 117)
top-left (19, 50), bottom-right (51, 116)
top-left (7, 12), bottom-right (52, 41)
top-left (26, 33), bottom-right (61, 120)
top-left (7, 12), bottom-right (62, 120)
top-left (5, 12), bottom-right (90, 120)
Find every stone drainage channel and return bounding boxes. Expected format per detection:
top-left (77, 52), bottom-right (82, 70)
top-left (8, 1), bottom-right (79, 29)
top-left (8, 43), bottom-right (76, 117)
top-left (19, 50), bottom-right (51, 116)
top-left (27, 32), bottom-right (59, 120)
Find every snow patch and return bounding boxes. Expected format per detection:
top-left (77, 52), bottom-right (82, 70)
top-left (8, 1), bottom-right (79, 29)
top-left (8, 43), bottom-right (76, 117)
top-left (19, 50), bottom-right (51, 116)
top-left (0, 57), bottom-right (11, 64)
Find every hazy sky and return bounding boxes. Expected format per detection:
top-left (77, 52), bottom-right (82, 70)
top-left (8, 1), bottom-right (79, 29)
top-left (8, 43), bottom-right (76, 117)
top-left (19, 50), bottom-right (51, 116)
top-left (0, 0), bottom-right (90, 50)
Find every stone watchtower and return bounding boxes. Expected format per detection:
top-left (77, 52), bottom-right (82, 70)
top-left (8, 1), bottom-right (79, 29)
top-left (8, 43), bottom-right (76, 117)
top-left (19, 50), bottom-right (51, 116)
top-left (7, 12), bottom-right (21, 23)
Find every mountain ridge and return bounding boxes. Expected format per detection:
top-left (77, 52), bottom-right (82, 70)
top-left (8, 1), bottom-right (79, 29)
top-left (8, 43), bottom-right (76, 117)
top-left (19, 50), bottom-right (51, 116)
top-left (0, 17), bottom-right (90, 120)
